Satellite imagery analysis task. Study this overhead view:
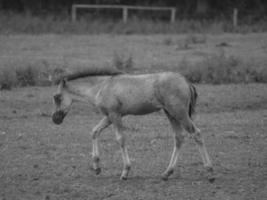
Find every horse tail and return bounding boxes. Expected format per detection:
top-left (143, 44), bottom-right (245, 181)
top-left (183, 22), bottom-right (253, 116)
top-left (188, 84), bottom-right (198, 118)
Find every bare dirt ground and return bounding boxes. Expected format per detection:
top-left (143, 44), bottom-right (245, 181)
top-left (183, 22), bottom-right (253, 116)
top-left (0, 83), bottom-right (267, 200)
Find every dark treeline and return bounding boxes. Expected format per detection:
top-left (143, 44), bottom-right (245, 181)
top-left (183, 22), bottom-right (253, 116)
top-left (0, 0), bottom-right (266, 16)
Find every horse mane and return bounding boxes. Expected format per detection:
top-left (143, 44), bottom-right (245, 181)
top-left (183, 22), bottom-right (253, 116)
top-left (54, 67), bottom-right (124, 84)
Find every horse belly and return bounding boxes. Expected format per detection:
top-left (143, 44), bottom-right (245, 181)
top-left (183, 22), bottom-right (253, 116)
top-left (123, 101), bottom-right (161, 115)
top-left (119, 91), bottom-right (161, 115)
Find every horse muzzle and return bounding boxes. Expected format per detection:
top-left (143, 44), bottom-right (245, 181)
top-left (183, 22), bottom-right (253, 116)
top-left (52, 110), bottom-right (66, 125)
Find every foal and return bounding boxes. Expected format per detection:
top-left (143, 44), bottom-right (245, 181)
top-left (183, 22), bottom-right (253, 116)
top-left (52, 70), bottom-right (213, 181)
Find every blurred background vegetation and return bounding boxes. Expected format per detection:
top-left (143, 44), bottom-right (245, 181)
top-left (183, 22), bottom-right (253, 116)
top-left (0, 0), bottom-right (267, 34)
top-left (1, 0), bottom-right (267, 16)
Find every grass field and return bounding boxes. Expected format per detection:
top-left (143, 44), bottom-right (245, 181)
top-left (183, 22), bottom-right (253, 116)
top-left (1, 33), bottom-right (267, 70)
top-left (1, 33), bottom-right (267, 88)
top-left (0, 33), bottom-right (267, 199)
top-left (0, 84), bottom-right (267, 200)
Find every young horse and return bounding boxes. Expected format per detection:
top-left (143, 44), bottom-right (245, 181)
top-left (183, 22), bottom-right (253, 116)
top-left (52, 69), bottom-right (213, 181)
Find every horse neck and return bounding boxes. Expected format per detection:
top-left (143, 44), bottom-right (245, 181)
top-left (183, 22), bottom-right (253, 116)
top-left (64, 81), bottom-right (101, 105)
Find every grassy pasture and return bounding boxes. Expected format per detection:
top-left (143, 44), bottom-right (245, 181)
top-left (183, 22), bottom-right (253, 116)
top-left (1, 33), bottom-right (267, 88)
top-left (1, 33), bottom-right (267, 69)
top-left (0, 33), bottom-right (267, 199)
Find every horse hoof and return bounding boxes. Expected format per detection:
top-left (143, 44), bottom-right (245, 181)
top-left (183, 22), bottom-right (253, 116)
top-left (161, 175), bottom-right (169, 181)
top-left (206, 166), bottom-right (214, 173)
top-left (95, 167), bottom-right (101, 175)
top-left (120, 176), bottom-right (128, 181)
top-left (161, 169), bottom-right (173, 181)
top-left (208, 176), bottom-right (215, 183)
top-left (205, 166), bottom-right (215, 183)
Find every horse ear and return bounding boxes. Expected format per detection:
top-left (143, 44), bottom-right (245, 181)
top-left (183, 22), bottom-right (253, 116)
top-left (62, 78), bottom-right (67, 86)
top-left (58, 77), bottom-right (67, 89)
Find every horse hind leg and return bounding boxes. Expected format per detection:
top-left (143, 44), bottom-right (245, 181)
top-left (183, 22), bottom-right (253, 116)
top-left (181, 115), bottom-right (215, 182)
top-left (182, 118), bottom-right (212, 169)
top-left (162, 112), bottom-right (185, 181)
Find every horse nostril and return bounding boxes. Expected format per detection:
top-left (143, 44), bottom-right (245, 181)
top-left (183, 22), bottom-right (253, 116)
top-left (52, 111), bottom-right (65, 125)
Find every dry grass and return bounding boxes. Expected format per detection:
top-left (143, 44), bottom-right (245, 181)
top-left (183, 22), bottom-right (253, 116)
top-left (1, 33), bottom-right (267, 89)
top-left (0, 61), bottom-right (57, 90)
top-left (112, 52), bottom-right (134, 72)
top-left (180, 51), bottom-right (267, 84)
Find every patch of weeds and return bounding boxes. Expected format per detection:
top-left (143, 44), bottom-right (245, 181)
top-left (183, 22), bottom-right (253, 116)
top-left (186, 34), bottom-right (207, 46)
top-left (175, 41), bottom-right (192, 51)
top-left (216, 42), bottom-right (231, 47)
top-left (180, 51), bottom-right (267, 84)
top-left (146, 63), bottom-right (180, 74)
top-left (0, 60), bottom-right (61, 90)
top-left (15, 65), bottom-right (38, 87)
top-left (0, 68), bottom-right (16, 90)
top-left (112, 52), bottom-right (134, 72)
top-left (49, 67), bottom-right (66, 83)
top-left (163, 38), bottom-right (173, 46)
top-left (185, 34), bottom-right (207, 44)
top-left (253, 65), bottom-right (267, 83)
top-left (176, 34), bottom-right (206, 51)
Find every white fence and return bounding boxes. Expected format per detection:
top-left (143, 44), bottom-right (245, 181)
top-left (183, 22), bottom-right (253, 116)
top-left (71, 4), bottom-right (176, 23)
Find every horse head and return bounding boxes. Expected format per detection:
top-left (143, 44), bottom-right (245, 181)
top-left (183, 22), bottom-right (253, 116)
top-left (52, 78), bottom-right (72, 125)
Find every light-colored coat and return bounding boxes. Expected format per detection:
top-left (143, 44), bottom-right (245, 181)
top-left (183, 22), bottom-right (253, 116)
top-left (52, 70), bottom-right (213, 181)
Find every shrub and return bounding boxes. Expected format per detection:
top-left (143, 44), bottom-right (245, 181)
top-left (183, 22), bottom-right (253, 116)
top-left (0, 68), bottom-right (16, 90)
top-left (180, 52), bottom-right (267, 84)
top-left (163, 38), bottom-right (173, 46)
top-left (112, 52), bottom-right (134, 72)
top-left (15, 65), bottom-right (38, 86)
top-left (0, 61), bottom-right (62, 90)
top-left (185, 34), bottom-right (207, 45)
top-left (253, 65), bottom-right (267, 83)
top-left (175, 34), bottom-right (207, 50)
top-left (1, 53), bottom-right (266, 90)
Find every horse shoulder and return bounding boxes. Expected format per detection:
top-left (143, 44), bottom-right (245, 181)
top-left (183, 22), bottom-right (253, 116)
top-left (94, 79), bottom-right (121, 114)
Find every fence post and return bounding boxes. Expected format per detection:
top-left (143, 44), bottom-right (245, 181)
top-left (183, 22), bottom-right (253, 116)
top-left (72, 5), bottom-right (76, 22)
top-left (122, 6), bottom-right (128, 23)
top-left (170, 8), bottom-right (176, 23)
top-left (233, 8), bottom-right (238, 28)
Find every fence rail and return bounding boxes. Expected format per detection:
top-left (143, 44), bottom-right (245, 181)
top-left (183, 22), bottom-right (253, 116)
top-left (71, 4), bottom-right (176, 23)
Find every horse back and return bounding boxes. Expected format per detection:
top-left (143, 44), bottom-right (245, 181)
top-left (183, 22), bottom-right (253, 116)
top-left (95, 72), bottom-right (191, 116)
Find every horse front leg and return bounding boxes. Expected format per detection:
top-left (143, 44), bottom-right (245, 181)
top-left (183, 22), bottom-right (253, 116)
top-left (91, 117), bottom-right (111, 174)
top-left (110, 113), bottom-right (131, 180)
